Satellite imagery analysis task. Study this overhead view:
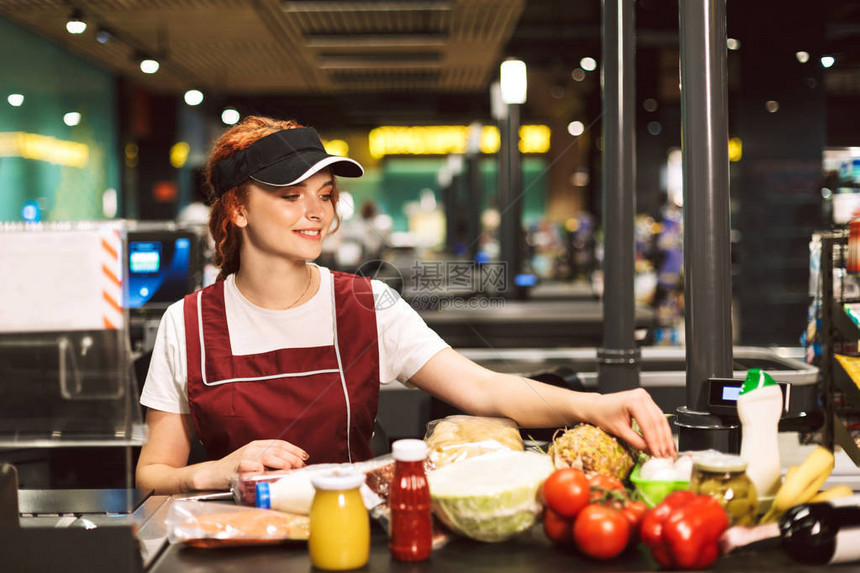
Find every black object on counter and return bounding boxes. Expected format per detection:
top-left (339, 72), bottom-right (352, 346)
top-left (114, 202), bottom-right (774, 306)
top-left (18, 487), bottom-right (151, 515)
top-left (0, 463), bottom-right (143, 572)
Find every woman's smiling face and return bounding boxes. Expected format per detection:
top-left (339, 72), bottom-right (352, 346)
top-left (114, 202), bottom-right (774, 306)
top-left (233, 168), bottom-right (336, 263)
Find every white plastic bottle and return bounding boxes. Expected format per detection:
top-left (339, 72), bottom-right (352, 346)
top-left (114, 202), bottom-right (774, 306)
top-left (737, 368), bottom-right (784, 499)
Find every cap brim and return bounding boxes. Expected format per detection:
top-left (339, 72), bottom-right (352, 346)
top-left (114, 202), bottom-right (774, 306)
top-left (250, 154), bottom-right (364, 188)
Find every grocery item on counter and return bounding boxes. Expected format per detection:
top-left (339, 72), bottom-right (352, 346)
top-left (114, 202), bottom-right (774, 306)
top-left (541, 467), bottom-right (591, 518)
top-left (427, 450), bottom-right (554, 542)
top-left (424, 415), bottom-right (523, 468)
top-left (255, 465), bottom-right (333, 514)
top-left (689, 453), bottom-right (758, 526)
top-left (631, 452), bottom-right (724, 507)
top-left (810, 485), bottom-right (855, 503)
top-left (640, 490), bottom-right (730, 570)
top-left (630, 466), bottom-right (688, 509)
top-left (738, 369), bottom-right (783, 499)
top-left (638, 452), bottom-right (696, 482)
top-left (761, 445), bottom-right (835, 523)
top-left (547, 423), bottom-right (636, 479)
top-left (165, 500), bottom-right (309, 546)
top-left (308, 470), bottom-right (370, 570)
top-left (231, 456), bottom-right (392, 509)
top-left (541, 465), bottom-right (648, 558)
top-left (389, 439), bottom-right (433, 562)
top-left (720, 495), bottom-right (860, 565)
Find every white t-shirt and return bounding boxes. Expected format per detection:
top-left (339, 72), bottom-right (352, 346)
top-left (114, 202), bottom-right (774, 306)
top-left (140, 266), bottom-right (449, 414)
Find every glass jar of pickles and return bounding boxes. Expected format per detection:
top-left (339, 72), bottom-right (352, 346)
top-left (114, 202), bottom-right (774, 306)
top-left (689, 453), bottom-right (758, 526)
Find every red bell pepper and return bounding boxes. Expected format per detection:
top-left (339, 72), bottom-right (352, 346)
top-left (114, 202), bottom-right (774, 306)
top-left (640, 490), bottom-right (730, 570)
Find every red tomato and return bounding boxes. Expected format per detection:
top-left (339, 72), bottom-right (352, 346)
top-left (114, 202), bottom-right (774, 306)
top-left (587, 473), bottom-right (626, 501)
top-left (541, 468), bottom-right (590, 518)
top-left (620, 500), bottom-right (648, 543)
top-left (573, 503), bottom-right (630, 560)
top-left (542, 507), bottom-right (574, 545)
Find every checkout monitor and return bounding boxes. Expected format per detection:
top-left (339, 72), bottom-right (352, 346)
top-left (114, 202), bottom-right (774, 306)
top-left (127, 229), bottom-right (200, 312)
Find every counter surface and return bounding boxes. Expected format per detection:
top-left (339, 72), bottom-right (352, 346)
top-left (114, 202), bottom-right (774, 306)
top-left (147, 508), bottom-right (819, 573)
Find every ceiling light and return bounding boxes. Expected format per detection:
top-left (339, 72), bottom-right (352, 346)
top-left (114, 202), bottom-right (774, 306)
top-left (184, 89), bottom-right (204, 106)
top-left (579, 57), bottom-right (597, 72)
top-left (96, 27), bottom-right (115, 44)
top-left (500, 59), bottom-right (527, 105)
top-left (64, 112), bottom-right (82, 126)
top-left (65, 10), bottom-right (86, 34)
top-left (727, 38), bottom-right (741, 50)
top-left (821, 55), bottom-right (835, 68)
top-left (221, 108), bottom-right (240, 125)
top-left (795, 51), bottom-right (810, 64)
top-left (7, 94), bottom-right (24, 107)
top-left (139, 58), bottom-right (160, 74)
top-left (568, 121), bottom-right (585, 137)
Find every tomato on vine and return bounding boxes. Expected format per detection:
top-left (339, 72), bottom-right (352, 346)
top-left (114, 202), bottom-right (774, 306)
top-left (573, 503), bottom-right (630, 560)
top-left (542, 506), bottom-right (574, 545)
top-left (541, 468), bottom-right (591, 518)
top-left (620, 499), bottom-right (648, 544)
top-left (587, 473), bottom-right (625, 500)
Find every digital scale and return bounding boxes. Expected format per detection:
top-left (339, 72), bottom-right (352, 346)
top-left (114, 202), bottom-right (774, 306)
top-left (705, 377), bottom-right (822, 434)
top-left (706, 378), bottom-right (791, 417)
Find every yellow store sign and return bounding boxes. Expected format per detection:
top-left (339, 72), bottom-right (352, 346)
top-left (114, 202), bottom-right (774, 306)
top-left (368, 125), bottom-right (550, 158)
top-left (0, 132), bottom-right (89, 167)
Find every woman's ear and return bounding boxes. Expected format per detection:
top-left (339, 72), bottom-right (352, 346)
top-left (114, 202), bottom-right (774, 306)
top-left (231, 204), bottom-right (248, 228)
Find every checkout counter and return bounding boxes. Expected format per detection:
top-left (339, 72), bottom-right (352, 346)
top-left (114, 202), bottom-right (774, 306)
top-left (0, 222), bottom-right (853, 571)
top-left (6, 485), bottom-right (849, 572)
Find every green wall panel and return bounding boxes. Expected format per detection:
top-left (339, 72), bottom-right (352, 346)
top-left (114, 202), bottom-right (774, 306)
top-left (0, 17), bottom-right (118, 222)
top-left (373, 156), bottom-right (547, 232)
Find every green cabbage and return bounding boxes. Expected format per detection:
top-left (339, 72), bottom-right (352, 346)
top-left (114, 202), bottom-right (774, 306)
top-left (427, 451), bottom-right (554, 542)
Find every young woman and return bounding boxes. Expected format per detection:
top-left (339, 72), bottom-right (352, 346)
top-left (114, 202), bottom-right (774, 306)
top-left (136, 116), bottom-right (676, 494)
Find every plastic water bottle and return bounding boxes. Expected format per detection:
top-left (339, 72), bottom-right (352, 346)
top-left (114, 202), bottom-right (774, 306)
top-left (737, 368), bottom-right (783, 499)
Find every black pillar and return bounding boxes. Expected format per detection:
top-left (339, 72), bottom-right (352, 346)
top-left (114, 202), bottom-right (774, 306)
top-left (599, 0), bottom-right (641, 391)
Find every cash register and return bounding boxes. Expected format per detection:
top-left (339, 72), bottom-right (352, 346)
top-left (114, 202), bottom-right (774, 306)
top-left (0, 221), bottom-right (151, 571)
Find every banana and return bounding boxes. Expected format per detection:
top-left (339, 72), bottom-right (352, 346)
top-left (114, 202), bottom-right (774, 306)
top-left (760, 446), bottom-right (834, 523)
top-left (810, 485), bottom-right (854, 503)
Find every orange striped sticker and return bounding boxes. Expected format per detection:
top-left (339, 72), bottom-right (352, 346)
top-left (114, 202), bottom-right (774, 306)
top-left (101, 230), bottom-right (123, 329)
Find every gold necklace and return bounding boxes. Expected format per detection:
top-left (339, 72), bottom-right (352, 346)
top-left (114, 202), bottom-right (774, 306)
top-left (287, 265), bottom-right (312, 309)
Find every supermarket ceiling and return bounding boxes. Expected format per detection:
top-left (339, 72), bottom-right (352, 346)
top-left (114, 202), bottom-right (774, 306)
top-left (0, 0), bottom-right (532, 95)
top-left (1, 0), bottom-right (860, 125)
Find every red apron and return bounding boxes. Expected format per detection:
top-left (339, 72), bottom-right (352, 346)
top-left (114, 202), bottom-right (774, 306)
top-left (183, 271), bottom-right (380, 464)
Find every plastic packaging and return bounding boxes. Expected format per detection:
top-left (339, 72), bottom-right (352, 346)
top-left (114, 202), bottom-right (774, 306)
top-left (231, 456), bottom-right (392, 508)
top-left (427, 450), bottom-right (554, 542)
top-left (738, 368), bottom-right (783, 499)
top-left (631, 451), bottom-right (708, 507)
top-left (389, 439), bottom-right (432, 561)
top-left (308, 470), bottom-right (370, 570)
top-left (165, 500), bottom-right (309, 547)
top-left (424, 415), bottom-right (523, 468)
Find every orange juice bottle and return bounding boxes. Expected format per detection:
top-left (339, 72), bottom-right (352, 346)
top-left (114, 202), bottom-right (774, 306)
top-left (308, 470), bottom-right (370, 570)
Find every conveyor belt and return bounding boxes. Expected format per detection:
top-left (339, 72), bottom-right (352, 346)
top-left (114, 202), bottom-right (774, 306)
top-left (419, 300), bottom-right (656, 348)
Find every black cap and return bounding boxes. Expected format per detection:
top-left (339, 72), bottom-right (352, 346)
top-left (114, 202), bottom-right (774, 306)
top-left (210, 127), bottom-right (363, 198)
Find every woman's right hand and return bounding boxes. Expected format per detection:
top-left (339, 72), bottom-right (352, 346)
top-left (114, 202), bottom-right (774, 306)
top-left (196, 439), bottom-right (309, 491)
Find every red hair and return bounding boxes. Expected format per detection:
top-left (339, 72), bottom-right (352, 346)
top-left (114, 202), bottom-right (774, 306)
top-left (204, 116), bottom-right (341, 280)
